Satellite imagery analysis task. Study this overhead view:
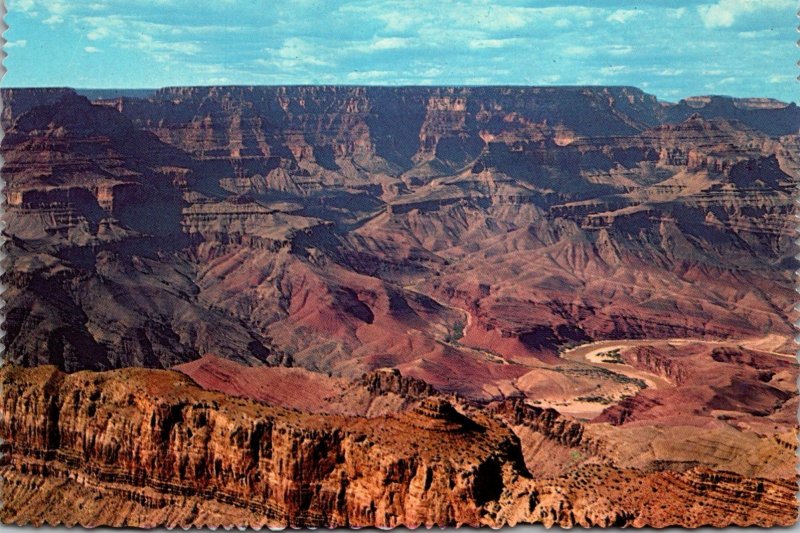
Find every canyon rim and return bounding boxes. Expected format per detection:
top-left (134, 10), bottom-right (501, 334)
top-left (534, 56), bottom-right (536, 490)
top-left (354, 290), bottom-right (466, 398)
top-left (1, 1), bottom-right (799, 529)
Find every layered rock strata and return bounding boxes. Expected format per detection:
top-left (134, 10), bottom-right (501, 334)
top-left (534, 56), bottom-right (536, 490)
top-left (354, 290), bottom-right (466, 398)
top-left (1, 365), bottom-right (797, 528)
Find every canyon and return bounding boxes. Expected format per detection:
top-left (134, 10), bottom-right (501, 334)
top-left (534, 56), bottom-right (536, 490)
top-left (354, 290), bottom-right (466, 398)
top-left (1, 85), bottom-right (797, 527)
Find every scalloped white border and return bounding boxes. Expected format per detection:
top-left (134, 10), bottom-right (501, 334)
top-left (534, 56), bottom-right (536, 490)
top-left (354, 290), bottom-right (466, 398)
top-left (1, 0), bottom-right (9, 529)
top-left (0, 2), bottom-right (796, 530)
top-left (795, 4), bottom-right (800, 517)
top-left (1, 0), bottom-right (7, 362)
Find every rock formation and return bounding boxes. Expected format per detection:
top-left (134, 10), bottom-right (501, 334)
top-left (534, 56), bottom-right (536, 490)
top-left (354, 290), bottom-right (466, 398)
top-left (0, 364), bottom-right (528, 528)
top-left (1, 365), bottom-right (796, 528)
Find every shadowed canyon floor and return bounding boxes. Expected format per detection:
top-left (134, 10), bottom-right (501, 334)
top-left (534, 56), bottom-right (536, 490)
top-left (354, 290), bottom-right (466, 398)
top-left (0, 86), bottom-right (798, 527)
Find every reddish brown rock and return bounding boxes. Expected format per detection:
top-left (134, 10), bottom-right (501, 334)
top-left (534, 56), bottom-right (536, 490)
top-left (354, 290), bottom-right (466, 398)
top-left (1, 365), bottom-right (796, 528)
top-left (0, 364), bottom-right (527, 528)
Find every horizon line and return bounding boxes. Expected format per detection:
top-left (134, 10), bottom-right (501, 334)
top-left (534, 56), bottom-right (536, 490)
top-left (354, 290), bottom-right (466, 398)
top-left (1, 84), bottom-right (796, 106)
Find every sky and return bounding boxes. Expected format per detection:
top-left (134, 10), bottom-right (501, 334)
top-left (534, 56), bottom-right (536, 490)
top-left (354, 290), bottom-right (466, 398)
top-left (2, 0), bottom-right (797, 102)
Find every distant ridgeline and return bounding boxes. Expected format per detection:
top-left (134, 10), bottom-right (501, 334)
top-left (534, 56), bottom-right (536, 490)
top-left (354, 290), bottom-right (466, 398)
top-left (75, 88), bottom-right (158, 100)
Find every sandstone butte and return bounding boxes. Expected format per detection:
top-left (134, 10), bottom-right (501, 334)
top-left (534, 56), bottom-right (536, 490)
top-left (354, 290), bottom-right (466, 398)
top-left (0, 86), bottom-right (798, 527)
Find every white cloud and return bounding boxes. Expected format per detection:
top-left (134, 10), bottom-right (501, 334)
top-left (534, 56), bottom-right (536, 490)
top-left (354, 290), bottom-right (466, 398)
top-left (705, 76), bottom-right (738, 89)
top-left (346, 69), bottom-right (393, 82)
top-left (768, 74), bottom-right (794, 83)
top-left (87, 26), bottom-right (111, 40)
top-left (135, 33), bottom-right (201, 61)
top-left (607, 45), bottom-right (633, 56)
top-left (475, 6), bottom-right (530, 30)
top-left (81, 15), bottom-right (203, 63)
top-left (275, 38), bottom-right (328, 65)
top-left (15, 0), bottom-right (36, 13)
top-left (352, 37), bottom-right (413, 53)
top-left (697, 6), bottom-right (735, 28)
top-left (738, 29), bottom-right (777, 39)
top-left (258, 38), bottom-right (332, 70)
top-left (377, 11), bottom-right (414, 32)
top-left (668, 7), bottom-right (687, 19)
top-left (420, 67), bottom-right (443, 77)
top-left (529, 6), bottom-right (598, 20)
top-left (6, 39), bottom-right (27, 48)
top-left (84, 46), bottom-right (101, 53)
top-left (562, 44), bottom-right (632, 58)
top-left (34, 0), bottom-right (70, 24)
top-left (537, 74), bottom-right (562, 84)
top-left (469, 38), bottom-right (522, 50)
top-left (697, 0), bottom-right (794, 29)
top-left (563, 45), bottom-right (592, 57)
top-left (606, 9), bottom-right (641, 24)
top-left (448, 5), bottom-right (537, 31)
top-left (46, 0), bottom-right (70, 15)
top-left (370, 37), bottom-right (411, 50)
top-left (658, 68), bottom-right (684, 76)
top-left (600, 65), bottom-right (629, 76)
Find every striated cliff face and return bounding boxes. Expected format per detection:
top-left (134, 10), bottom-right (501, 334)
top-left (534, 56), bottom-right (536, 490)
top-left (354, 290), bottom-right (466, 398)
top-left (0, 365), bottom-right (528, 528)
top-left (622, 346), bottom-right (688, 385)
top-left (488, 398), bottom-right (600, 453)
top-left (1, 364), bottom-right (796, 528)
top-left (500, 464), bottom-right (799, 528)
top-left (109, 86), bottom-right (664, 168)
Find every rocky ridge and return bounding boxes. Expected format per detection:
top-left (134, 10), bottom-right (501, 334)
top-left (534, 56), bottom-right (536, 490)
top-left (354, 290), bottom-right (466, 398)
top-left (1, 364), bottom-right (796, 528)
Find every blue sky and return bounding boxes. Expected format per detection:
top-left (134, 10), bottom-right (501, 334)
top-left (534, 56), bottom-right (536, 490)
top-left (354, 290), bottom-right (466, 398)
top-left (2, 0), bottom-right (797, 102)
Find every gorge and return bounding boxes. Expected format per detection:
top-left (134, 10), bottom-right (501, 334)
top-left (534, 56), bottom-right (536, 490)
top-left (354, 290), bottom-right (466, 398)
top-left (1, 85), bottom-right (797, 527)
